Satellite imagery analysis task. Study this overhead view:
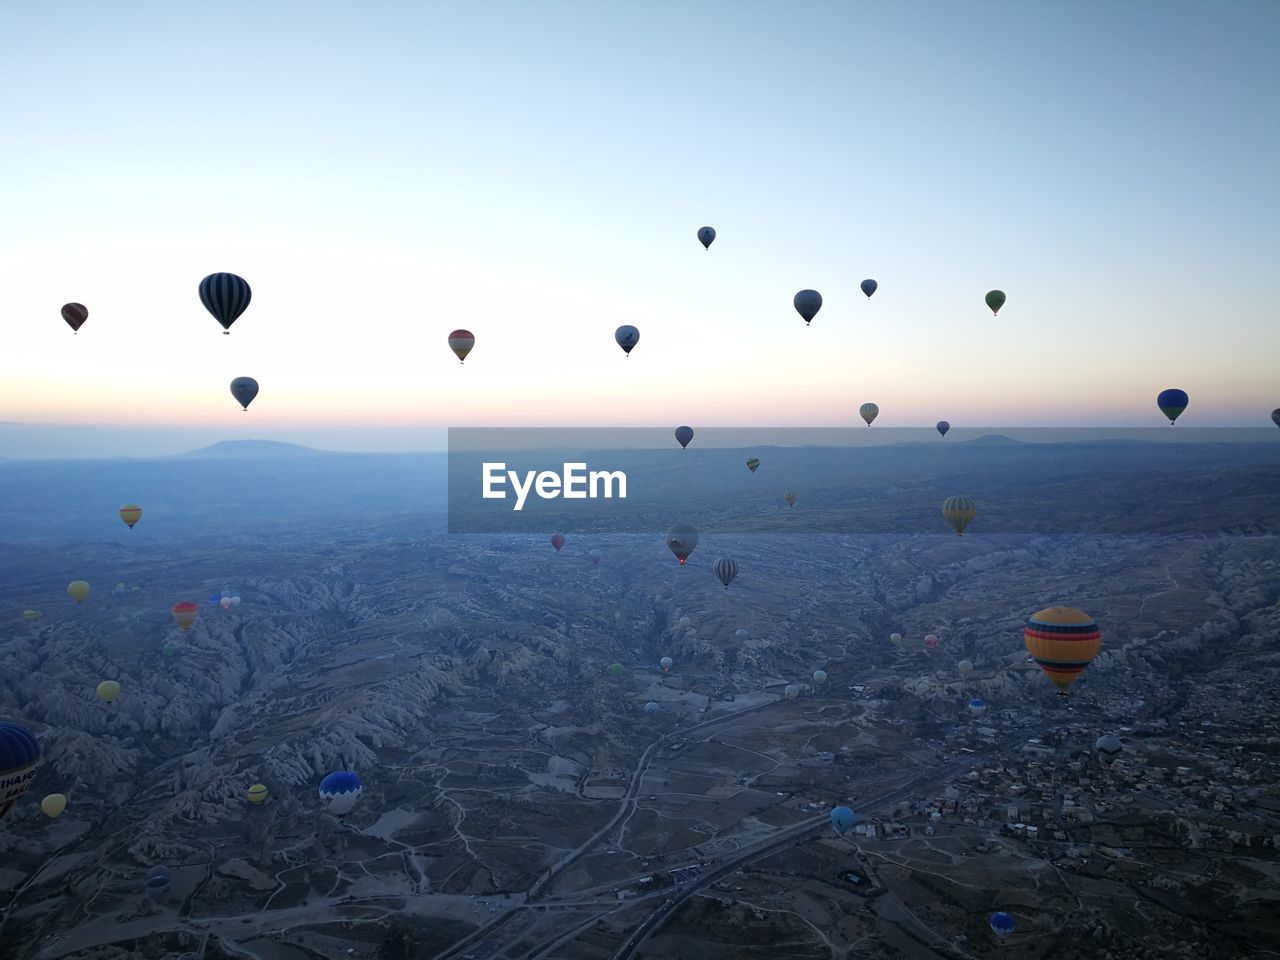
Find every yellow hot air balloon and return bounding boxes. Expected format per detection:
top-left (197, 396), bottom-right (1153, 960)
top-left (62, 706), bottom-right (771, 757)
top-left (96, 680), bottom-right (121, 703)
top-left (41, 794), bottom-right (67, 818)
top-left (67, 581), bottom-right (90, 603)
top-left (22, 610), bottom-right (41, 622)
top-left (941, 495), bottom-right (977, 535)
top-left (118, 505), bottom-right (142, 529)
top-left (247, 783), bottom-right (269, 804)
top-left (1024, 607), bottom-right (1101, 698)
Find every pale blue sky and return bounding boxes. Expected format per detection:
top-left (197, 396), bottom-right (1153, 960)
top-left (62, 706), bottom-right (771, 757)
top-left (1, 1), bottom-right (1277, 457)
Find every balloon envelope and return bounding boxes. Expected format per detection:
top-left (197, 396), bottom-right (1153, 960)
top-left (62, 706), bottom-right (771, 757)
top-left (675, 425), bottom-right (694, 449)
top-left (859, 402), bottom-right (879, 426)
top-left (1024, 606), bottom-right (1101, 697)
top-left (659, 656), bottom-right (673, 672)
top-left (0, 722), bottom-right (41, 820)
top-left (199, 273), bottom-right (252, 332)
top-left (41, 794), bottom-right (67, 818)
top-left (1272, 409), bottom-right (1280, 429)
top-left (968, 698), bottom-right (987, 715)
top-left (784, 491), bottom-right (797, 507)
top-left (830, 806), bottom-right (855, 834)
top-left (61, 302), bottom-right (88, 332)
top-left (67, 581), bottom-right (90, 603)
top-left (936, 421), bottom-right (950, 437)
top-left (784, 684), bottom-right (801, 700)
top-left (1095, 734), bottom-right (1122, 757)
top-left (319, 771), bottom-right (363, 815)
top-left (860, 279), bottom-right (877, 298)
top-left (145, 866), bottom-right (171, 899)
top-left (230, 377), bottom-right (259, 410)
top-left (96, 680), bottom-right (120, 702)
top-left (664, 524), bottom-right (699, 565)
top-left (713, 557), bottom-right (738, 589)
top-left (248, 783), bottom-right (269, 804)
top-left (615, 325), bottom-right (640, 355)
top-left (985, 290), bottom-right (1006, 315)
top-left (1157, 388), bottom-right (1189, 424)
top-left (589, 549), bottom-right (602, 566)
top-left (448, 329), bottom-right (475, 363)
top-left (813, 669), bottom-right (827, 683)
top-left (941, 495), bottom-right (977, 535)
top-left (171, 601), bottom-right (198, 631)
top-left (551, 534), bottom-right (565, 552)
top-left (793, 289), bottom-right (823, 324)
top-left (118, 505), bottom-right (142, 529)
top-left (958, 659), bottom-right (973, 675)
top-left (990, 912), bottom-right (1015, 939)
top-left (697, 226), bottom-right (716, 249)
top-left (746, 457), bottom-right (760, 473)
top-left (734, 628), bottom-right (749, 641)
top-left (22, 610), bottom-right (42, 622)
top-left (644, 701), bottom-right (659, 714)
top-left (924, 634), bottom-right (940, 650)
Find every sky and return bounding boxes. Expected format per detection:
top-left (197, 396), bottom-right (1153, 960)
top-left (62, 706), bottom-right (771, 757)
top-left (1, 1), bottom-right (1278, 458)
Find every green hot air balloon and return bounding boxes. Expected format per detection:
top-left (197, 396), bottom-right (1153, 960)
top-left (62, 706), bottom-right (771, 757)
top-left (608, 663), bottom-right (626, 678)
top-left (985, 290), bottom-right (1006, 315)
top-left (746, 457), bottom-right (760, 473)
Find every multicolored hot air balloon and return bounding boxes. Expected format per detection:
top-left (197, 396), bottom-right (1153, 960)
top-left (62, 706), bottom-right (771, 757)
top-left (859, 402), bottom-right (879, 426)
top-left (697, 226), bottom-right (716, 249)
top-left (830, 806), bottom-right (855, 834)
top-left (985, 290), bottom-right (1006, 316)
top-left (794, 289), bottom-right (822, 325)
top-left (171, 601), bottom-right (198, 632)
top-left (615, 325), bottom-right (640, 356)
top-left (589, 549), bottom-right (602, 567)
top-left (665, 524), bottom-right (699, 565)
top-left (941, 495), bottom-right (977, 535)
top-left (247, 783), bottom-right (269, 804)
top-left (0, 722), bottom-right (41, 820)
top-left (713, 557), bottom-right (738, 589)
top-left (783, 491), bottom-right (797, 508)
top-left (1024, 606), bottom-right (1101, 698)
top-left (319, 771), bottom-right (363, 817)
top-left (67, 581), bottom-right (90, 603)
top-left (96, 680), bottom-right (120, 703)
top-left (118, 505), bottom-right (142, 529)
top-left (746, 457), bottom-right (760, 473)
top-left (990, 912), bottom-right (1015, 940)
top-left (675, 425), bottom-right (694, 449)
top-left (551, 533), bottom-right (565, 552)
top-left (1157, 388), bottom-right (1189, 424)
top-left (659, 656), bottom-right (673, 673)
top-left (968, 698), bottom-right (987, 716)
top-left (936, 420), bottom-right (950, 437)
top-left (199, 273), bottom-right (252, 334)
top-left (61, 302), bottom-right (88, 333)
top-left (230, 377), bottom-right (259, 411)
top-left (924, 634), bottom-right (940, 650)
top-left (448, 329), bottom-right (475, 363)
top-left (860, 279), bottom-right (877, 299)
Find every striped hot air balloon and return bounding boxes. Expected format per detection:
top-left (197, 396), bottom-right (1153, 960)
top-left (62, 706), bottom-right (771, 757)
top-left (247, 783), bottom-right (269, 804)
top-left (859, 402), bottom-right (879, 426)
top-left (448, 329), bottom-right (475, 363)
top-left (713, 557), bottom-right (738, 589)
top-left (118, 505), bottom-right (142, 529)
top-left (941, 495), bottom-right (977, 535)
top-left (199, 273), bottom-right (252, 334)
top-left (1024, 606), bottom-right (1101, 698)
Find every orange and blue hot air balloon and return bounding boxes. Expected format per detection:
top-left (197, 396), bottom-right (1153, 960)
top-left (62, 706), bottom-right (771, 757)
top-left (1024, 606), bottom-right (1101, 698)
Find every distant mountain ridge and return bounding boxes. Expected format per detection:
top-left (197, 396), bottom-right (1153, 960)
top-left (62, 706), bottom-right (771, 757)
top-left (179, 439), bottom-right (325, 459)
top-left (959, 434), bottom-right (1025, 445)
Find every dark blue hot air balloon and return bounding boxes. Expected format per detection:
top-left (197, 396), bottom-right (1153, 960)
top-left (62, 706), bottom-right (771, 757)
top-left (697, 226), bottom-right (716, 250)
top-left (0, 722), bottom-right (41, 820)
top-left (615, 325), bottom-right (640, 356)
top-left (936, 420), bottom-right (951, 437)
top-left (793, 289), bottom-right (823, 325)
top-left (860, 279), bottom-right (877, 299)
top-left (674, 425), bottom-right (694, 449)
top-left (320, 771), bottom-right (363, 816)
top-left (230, 377), bottom-right (259, 411)
top-left (1156, 388), bottom-right (1188, 424)
top-left (830, 805), bottom-right (855, 835)
top-left (198, 273), bottom-right (252, 334)
top-left (968, 698), bottom-right (987, 716)
top-left (145, 865), bottom-right (171, 900)
top-left (990, 911), bottom-right (1015, 940)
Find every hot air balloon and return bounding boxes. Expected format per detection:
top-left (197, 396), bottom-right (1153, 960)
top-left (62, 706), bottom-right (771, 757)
top-left (784, 684), bottom-right (801, 701)
top-left (813, 669), bottom-right (827, 683)
top-left (609, 663), bottom-right (626, 677)
top-left (171, 601), bottom-right (198, 632)
top-left (659, 656), bottom-right (673, 673)
top-left (783, 491), bottom-right (797, 508)
top-left (941, 495), bottom-right (977, 535)
top-left (890, 632), bottom-right (903, 648)
top-left (220, 595), bottom-right (233, 610)
top-left (115, 505), bottom-right (141, 531)
top-left (830, 806), bottom-right (855, 834)
top-left (161, 642), bottom-right (176, 657)
top-left (985, 290), bottom-right (1006, 316)
top-left (713, 557), bottom-right (738, 589)
top-left (248, 783), bottom-right (269, 804)
top-left (96, 680), bottom-right (120, 703)
top-left (589, 549), bottom-right (602, 567)
top-left (199, 273), bottom-right (252, 334)
top-left (230, 595), bottom-right (241, 607)
top-left (936, 421), bottom-right (950, 437)
top-left (860, 279), bottom-right (877, 299)
top-left (61, 302), bottom-right (88, 333)
top-left (675, 425), bottom-right (694, 449)
top-left (1157, 388), bottom-right (1188, 424)
top-left (22, 610), bottom-right (41, 622)
top-left (644, 701), bottom-right (660, 714)
top-left (615, 325), bottom-right (640, 356)
top-left (958, 659), bottom-right (973, 676)
top-left (319, 771), bottom-right (363, 817)
top-left (989, 912), bottom-right (1015, 940)
top-left (0, 722), bottom-right (40, 820)
top-left (67, 581), bottom-right (90, 603)
top-left (968, 698), bottom-right (987, 716)
top-left (1024, 606), bottom-right (1101, 698)
top-left (859, 403), bottom-right (879, 426)
top-left (145, 865), bottom-right (171, 900)
top-left (734, 628), bottom-right (749, 642)
top-left (697, 226), bottom-right (716, 249)
top-left (924, 634), bottom-right (940, 650)
top-left (448, 329), bottom-right (475, 363)
top-left (746, 457), bottom-right (760, 473)
top-left (549, 534), bottom-right (566, 553)
top-left (41, 793), bottom-right (67, 818)
top-left (1094, 734), bottom-right (1122, 763)
top-left (230, 377), bottom-right (259, 411)
top-left (665, 524), bottom-right (699, 565)
top-left (1271, 409), bottom-right (1280, 429)
top-left (678, 616), bottom-right (691, 628)
top-left (794, 289), bottom-right (822, 325)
